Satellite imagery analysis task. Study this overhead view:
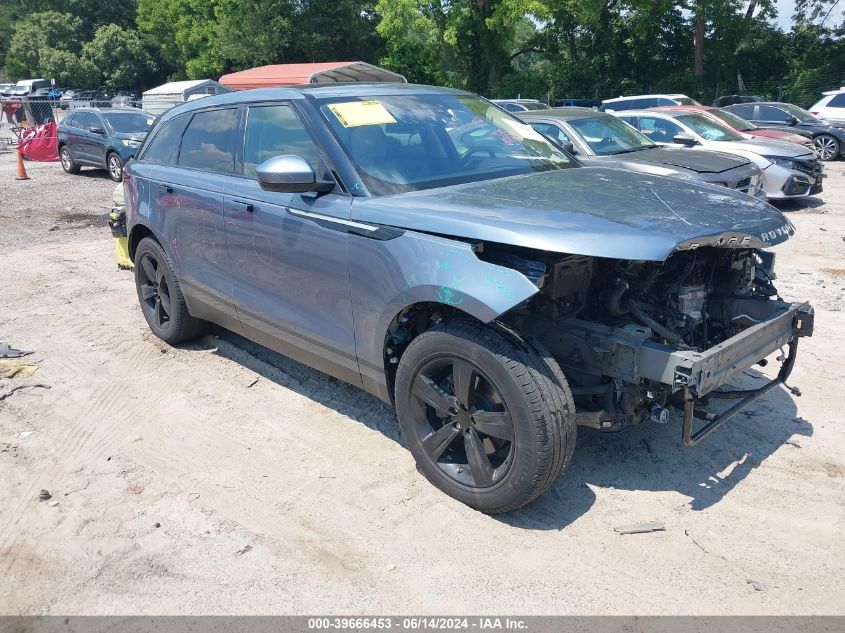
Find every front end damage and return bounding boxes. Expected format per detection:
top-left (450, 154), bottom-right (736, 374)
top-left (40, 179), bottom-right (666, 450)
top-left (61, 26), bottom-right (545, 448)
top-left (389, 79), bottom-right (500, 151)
top-left (477, 243), bottom-right (814, 445)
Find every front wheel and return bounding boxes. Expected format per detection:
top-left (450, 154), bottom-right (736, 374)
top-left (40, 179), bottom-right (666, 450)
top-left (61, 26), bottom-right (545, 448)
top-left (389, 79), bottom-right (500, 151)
top-left (107, 152), bottom-right (124, 182)
top-left (394, 321), bottom-right (576, 513)
top-left (813, 134), bottom-right (840, 161)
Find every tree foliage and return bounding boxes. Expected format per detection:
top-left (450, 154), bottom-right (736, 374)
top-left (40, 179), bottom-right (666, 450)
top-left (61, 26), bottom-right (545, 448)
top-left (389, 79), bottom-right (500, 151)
top-left (3, 0), bottom-right (845, 105)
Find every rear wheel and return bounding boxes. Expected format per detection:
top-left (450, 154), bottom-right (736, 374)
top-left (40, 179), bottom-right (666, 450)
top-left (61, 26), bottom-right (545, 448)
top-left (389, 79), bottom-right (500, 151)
top-left (813, 134), bottom-right (839, 161)
top-left (395, 321), bottom-right (576, 513)
top-left (134, 237), bottom-right (206, 344)
top-left (59, 145), bottom-right (80, 174)
top-left (107, 151), bottom-right (123, 182)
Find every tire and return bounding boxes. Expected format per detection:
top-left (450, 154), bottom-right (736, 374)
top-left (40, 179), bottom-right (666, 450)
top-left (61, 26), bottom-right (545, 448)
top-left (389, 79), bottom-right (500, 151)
top-left (107, 151), bottom-right (123, 182)
top-left (394, 321), bottom-right (576, 513)
top-left (59, 145), bottom-right (80, 174)
top-left (813, 134), bottom-right (840, 161)
top-left (134, 237), bottom-right (206, 344)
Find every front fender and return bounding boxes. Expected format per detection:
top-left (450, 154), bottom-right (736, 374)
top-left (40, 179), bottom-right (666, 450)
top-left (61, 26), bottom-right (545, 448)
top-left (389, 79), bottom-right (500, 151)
top-left (349, 231), bottom-right (539, 401)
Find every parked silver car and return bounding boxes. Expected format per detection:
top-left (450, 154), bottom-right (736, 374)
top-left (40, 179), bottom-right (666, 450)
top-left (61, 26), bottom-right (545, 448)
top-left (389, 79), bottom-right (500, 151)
top-left (519, 107), bottom-right (764, 197)
top-left (616, 109), bottom-right (822, 199)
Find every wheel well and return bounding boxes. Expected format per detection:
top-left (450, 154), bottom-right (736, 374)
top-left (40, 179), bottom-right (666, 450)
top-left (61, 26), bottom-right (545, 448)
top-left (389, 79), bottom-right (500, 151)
top-left (383, 302), bottom-right (484, 400)
top-left (128, 224), bottom-right (155, 262)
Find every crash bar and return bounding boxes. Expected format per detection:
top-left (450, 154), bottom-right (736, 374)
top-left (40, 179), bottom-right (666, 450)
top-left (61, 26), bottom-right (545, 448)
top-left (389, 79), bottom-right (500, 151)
top-left (681, 337), bottom-right (799, 447)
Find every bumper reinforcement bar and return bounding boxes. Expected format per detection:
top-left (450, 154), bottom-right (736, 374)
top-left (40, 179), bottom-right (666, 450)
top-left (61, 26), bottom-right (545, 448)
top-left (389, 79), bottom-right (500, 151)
top-left (681, 338), bottom-right (799, 446)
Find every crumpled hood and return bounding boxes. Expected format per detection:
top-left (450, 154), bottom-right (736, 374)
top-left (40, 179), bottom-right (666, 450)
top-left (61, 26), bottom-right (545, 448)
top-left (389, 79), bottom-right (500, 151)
top-left (607, 146), bottom-right (752, 174)
top-left (352, 166), bottom-right (794, 261)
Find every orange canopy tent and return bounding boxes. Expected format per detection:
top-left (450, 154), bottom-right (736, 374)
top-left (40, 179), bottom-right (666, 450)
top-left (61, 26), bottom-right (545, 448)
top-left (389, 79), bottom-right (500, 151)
top-left (219, 62), bottom-right (407, 90)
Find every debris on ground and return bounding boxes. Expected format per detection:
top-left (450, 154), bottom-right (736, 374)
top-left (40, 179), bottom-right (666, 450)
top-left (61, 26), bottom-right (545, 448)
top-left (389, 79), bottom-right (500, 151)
top-left (188, 493), bottom-right (200, 502)
top-left (1, 383), bottom-right (50, 401)
top-left (785, 439), bottom-right (802, 448)
top-left (614, 521), bottom-right (666, 535)
top-left (48, 500), bottom-right (59, 507)
top-left (747, 579), bottom-right (769, 592)
top-left (19, 430), bottom-right (34, 439)
top-left (235, 545), bottom-right (253, 556)
top-left (0, 342), bottom-right (31, 358)
top-left (38, 489), bottom-right (51, 501)
top-left (127, 485), bottom-right (145, 495)
top-left (0, 359), bottom-right (39, 379)
top-left (64, 478), bottom-right (89, 496)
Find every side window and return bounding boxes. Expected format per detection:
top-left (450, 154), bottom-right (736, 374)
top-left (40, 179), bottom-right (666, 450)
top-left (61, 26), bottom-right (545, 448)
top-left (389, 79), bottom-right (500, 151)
top-left (636, 116), bottom-right (682, 143)
top-left (729, 104), bottom-right (754, 119)
top-left (178, 108), bottom-right (238, 174)
top-left (657, 98), bottom-right (674, 106)
top-left (829, 93), bottom-right (845, 108)
top-left (758, 106), bottom-right (789, 122)
top-left (530, 122), bottom-right (571, 145)
top-left (88, 114), bottom-right (105, 131)
top-left (73, 112), bottom-right (92, 129)
top-left (63, 113), bottom-right (76, 127)
top-left (141, 114), bottom-right (190, 164)
top-left (243, 104), bottom-right (325, 178)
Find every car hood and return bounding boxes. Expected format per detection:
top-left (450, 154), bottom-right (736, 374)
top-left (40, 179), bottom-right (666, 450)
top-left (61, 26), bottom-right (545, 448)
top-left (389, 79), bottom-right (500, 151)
top-left (115, 132), bottom-right (148, 142)
top-left (352, 167), bottom-right (794, 261)
top-left (602, 146), bottom-right (751, 174)
top-left (706, 137), bottom-right (814, 158)
top-left (751, 129), bottom-right (811, 143)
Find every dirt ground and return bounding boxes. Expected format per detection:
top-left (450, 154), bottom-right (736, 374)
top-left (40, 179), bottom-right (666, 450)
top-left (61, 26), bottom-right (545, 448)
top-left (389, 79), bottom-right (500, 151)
top-left (1, 149), bottom-right (844, 616)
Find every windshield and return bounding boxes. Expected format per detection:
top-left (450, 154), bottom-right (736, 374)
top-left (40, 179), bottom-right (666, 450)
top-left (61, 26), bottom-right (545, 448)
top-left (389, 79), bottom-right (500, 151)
top-left (318, 94), bottom-right (575, 195)
top-left (675, 96), bottom-right (700, 105)
top-left (567, 115), bottom-right (655, 155)
top-left (708, 108), bottom-right (756, 131)
top-left (675, 114), bottom-right (744, 141)
top-left (105, 112), bottom-right (154, 133)
top-left (779, 103), bottom-right (821, 123)
top-left (521, 102), bottom-right (550, 111)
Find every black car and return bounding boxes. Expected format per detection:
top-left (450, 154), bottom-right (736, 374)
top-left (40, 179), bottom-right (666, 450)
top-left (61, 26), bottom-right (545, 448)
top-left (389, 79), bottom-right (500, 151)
top-left (723, 101), bottom-right (845, 161)
top-left (711, 95), bottom-right (765, 107)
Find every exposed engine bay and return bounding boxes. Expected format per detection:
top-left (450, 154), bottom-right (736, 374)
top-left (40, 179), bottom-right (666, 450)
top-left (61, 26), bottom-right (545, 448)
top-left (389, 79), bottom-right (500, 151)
top-left (476, 242), bottom-right (814, 439)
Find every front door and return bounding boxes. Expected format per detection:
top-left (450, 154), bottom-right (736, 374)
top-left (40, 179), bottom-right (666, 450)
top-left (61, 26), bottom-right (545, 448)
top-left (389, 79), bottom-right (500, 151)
top-left (224, 102), bottom-right (360, 386)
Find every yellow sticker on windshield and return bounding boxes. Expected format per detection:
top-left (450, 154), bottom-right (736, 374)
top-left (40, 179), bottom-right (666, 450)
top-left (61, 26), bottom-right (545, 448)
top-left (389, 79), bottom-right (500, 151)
top-left (327, 100), bottom-right (397, 128)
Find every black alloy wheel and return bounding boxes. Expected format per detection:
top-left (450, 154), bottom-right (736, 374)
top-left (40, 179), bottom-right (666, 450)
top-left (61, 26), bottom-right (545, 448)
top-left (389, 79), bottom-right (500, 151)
top-left (137, 251), bottom-right (172, 331)
top-left (411, 355), bottom-right (515, 488)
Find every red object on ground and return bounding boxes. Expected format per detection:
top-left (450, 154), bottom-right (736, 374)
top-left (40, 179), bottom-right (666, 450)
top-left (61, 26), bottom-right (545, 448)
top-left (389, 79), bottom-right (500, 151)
top-left (219, 61), bottom-right (406, 90)
top-left (19, 121), bottom-right (59, 162)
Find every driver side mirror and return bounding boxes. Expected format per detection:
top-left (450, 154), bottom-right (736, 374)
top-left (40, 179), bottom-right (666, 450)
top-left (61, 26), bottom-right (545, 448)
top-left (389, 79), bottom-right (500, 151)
top-left (256, 155), bottom-right (335, 194)
top-left (562, 141), bottom-right (576, 155)
top-left (89, 126), bottom-right (105, 134)
top-left (673, 133), bottom-right (699, 147)
top-left (786, 115), bottom-right (798, 126)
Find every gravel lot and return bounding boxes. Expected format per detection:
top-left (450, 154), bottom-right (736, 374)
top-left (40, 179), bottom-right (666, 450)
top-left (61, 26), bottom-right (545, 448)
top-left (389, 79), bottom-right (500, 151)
top-left (1, 149), bottom-right (844, 615)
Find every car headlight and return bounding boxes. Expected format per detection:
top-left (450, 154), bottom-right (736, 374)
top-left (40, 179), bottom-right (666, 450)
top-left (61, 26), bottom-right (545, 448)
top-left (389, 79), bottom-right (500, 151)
top-left (764, 156), bottom-right (798, 169)
top-left (120, 139), bottom-right (142, 148)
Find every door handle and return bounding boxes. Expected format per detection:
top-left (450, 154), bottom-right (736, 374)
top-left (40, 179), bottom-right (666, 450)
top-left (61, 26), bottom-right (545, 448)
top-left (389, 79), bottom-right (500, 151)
top-left (233, 200), bottom-right (254, 213)
top-left (160, 184), bottom-right (173, 194)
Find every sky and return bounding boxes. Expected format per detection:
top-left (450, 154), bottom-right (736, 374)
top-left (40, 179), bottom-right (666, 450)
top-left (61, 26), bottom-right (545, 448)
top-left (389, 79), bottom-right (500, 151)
top-left (775, 0), bottom-right (795, 29)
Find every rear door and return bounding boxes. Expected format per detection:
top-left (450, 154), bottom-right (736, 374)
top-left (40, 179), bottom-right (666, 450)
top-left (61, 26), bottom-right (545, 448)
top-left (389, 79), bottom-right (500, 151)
top-left (87, 111), bottom-right (109, 167)
top-left (71, 111), bottom-right (96, 163)
top-left (223, 101), bottom-right (360, 386)
top-left (147, 107), bottom-right (241, 327)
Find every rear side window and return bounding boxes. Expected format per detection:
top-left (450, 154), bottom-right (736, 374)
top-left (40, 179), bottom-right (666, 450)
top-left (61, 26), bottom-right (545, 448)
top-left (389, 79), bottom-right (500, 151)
top-left (141, 114), bottom-right (190, 165)
top-left (633, 116), bottom-right (683, 143)
top-left (758, 106), bottom-right (789, 122)
top-left (728, 104), bottom-right (754, 119)
top-left (243, 104), bottom-right (324, 178)
top-left (63, 113), bottom-right (77, 127)
top-left (657, 98), bottom-right (675, 106)
top-left (829, 93), bottom-right (845, 107)
top-left (178, 108), bottom-right (238, 174)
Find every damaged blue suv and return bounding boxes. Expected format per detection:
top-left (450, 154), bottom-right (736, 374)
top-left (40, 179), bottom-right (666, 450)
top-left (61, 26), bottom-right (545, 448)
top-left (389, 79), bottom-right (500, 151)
top-left (124, 84), bottom-right (813, 513)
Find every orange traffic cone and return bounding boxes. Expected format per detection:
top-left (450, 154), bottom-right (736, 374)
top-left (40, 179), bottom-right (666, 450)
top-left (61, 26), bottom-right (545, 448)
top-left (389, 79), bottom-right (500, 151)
top-left (15, 146), bottom-right (29, 181)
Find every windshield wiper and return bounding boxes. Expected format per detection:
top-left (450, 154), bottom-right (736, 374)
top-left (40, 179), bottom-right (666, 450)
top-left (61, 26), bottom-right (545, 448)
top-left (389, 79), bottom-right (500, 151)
top-left (614, 146), bottom-right (654, 154)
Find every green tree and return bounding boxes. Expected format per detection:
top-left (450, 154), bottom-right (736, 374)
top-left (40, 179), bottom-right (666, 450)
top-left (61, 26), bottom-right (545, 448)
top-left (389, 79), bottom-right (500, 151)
top-left (40, 47), bottom-right (101, 87)
top-left (82, 24), bottom-right (155, 89)
top-left (4, 10), bottom-right (83, 79)
top-left (137, 0), bottom-right (223, 79)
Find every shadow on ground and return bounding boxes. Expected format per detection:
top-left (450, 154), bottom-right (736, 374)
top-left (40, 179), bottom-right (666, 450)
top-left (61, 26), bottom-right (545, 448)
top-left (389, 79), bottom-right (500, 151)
top-left (185, 328), bottom-right (812, 531)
